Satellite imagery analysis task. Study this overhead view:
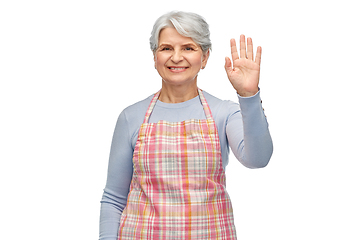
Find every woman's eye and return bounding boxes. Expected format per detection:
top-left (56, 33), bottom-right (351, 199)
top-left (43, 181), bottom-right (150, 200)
top-left (185, 47), bottom-right (193, 51)
top-left (161, 47), bottom-right (171, 51)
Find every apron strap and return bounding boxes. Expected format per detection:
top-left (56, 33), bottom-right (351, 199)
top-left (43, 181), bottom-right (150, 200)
top-left (197, 88), bottom-right (213, 120)
top-left (143, 88), bottom-right (213, 124)
top-left (143, 90), bottom-right (161, 124)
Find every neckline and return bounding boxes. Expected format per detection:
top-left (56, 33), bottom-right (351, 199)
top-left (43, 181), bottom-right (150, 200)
top-left (156, 94), bottom-right (200, 109)
top-left (143, 88), bottom-right (213, 124)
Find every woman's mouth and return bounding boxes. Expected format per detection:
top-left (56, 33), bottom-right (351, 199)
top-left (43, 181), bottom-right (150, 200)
top-left (168, 67), bottom-right (188, 72)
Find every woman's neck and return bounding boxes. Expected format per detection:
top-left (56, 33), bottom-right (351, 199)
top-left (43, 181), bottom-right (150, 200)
top-left (159, 81), bottom-right (198, 103)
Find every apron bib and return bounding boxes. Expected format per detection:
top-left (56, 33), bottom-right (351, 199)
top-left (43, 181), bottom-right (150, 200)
top-left (118, 89), bottom-right (237, 239)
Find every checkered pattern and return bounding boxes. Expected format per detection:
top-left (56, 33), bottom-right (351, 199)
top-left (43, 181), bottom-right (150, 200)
top-left (118, 89), bottom-right (237, 239)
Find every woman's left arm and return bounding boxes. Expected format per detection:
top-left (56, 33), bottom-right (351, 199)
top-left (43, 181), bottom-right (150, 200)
top-left (224, 35), bottom-right (273, 168)
top-left (226, 91), bottom-right (273, 168)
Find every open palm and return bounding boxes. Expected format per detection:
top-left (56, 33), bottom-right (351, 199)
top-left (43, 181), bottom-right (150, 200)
top-left (225, 35), bottom-right (262, 97)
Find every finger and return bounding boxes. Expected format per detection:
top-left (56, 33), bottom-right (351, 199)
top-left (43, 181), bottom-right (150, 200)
top-left (247, 37), bottom-right (254, 61)
top-left (255, 46), bottom-right (262, 65)
top-left (239, 34), bottom-right (246, 58)
top-left (230, 38), bottom-right (239, 62)
top-left (224, 56), bottom-right (233, 75)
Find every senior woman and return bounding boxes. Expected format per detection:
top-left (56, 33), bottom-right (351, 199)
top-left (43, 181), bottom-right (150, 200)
top-left (99, 11), bottom-right (273, 240)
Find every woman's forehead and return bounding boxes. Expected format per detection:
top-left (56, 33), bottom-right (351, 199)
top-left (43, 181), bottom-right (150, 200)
top-left (158, 28), bottom-right (198, 46)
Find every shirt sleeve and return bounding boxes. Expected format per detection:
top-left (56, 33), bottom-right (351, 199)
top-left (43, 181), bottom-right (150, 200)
top-left (226, 90), bottom-right (273, 168)
top-left (99, 110), bottom-right (134, 240)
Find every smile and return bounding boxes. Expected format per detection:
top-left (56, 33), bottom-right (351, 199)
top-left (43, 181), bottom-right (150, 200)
top-left (168, 67), bottom-right (187, 70)
top-left (167, 67), bottom-right (188, 73)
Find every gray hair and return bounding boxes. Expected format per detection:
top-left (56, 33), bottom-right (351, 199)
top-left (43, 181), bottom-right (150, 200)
top-left (149, 11), bottom-right (212, 53)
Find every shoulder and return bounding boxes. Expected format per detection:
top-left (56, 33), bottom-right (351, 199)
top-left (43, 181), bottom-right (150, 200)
top-left (112, 93), bottom-right (155, 146)
top-left (115, 93), bottom-right (154, 138)
top-left (202, 90), bottom-right (240, 118)
top-left (120, 93), bottom-right (154, 122)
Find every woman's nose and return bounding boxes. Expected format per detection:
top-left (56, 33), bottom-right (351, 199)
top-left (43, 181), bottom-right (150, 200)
top-left (171, 50), bottom-right (183, 63)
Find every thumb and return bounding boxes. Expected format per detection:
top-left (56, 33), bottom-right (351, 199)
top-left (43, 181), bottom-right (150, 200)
top-left (224, 57), bottom-right (232, 75)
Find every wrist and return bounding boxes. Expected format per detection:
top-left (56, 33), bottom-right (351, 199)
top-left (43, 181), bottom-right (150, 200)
top-left (237, 90), bottom-right (258, 97)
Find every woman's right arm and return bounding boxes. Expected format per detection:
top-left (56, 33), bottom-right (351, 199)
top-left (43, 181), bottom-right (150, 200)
top-left (99, 111), bottom-right (134, 240)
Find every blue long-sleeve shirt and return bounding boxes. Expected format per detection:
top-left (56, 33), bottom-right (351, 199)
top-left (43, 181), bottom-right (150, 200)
top-left (99, 89), bottom-right (273, 240)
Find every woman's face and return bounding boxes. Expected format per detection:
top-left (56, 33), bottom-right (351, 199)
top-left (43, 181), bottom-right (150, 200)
top-left (154, 27), bottom-right (209, 87)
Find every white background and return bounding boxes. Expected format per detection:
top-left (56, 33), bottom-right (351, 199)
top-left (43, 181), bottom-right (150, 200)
top-left (1, 0), bottom-right (359, 239)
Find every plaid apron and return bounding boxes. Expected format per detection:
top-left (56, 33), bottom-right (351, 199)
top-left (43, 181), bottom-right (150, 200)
top-left (118, 89), bottom-right (237, 239)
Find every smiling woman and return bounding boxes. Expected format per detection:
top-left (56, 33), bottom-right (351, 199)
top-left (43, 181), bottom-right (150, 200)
top-left (99, 10), bottom-right (273, 240)
top-left (154, 28), bottom-right (209, 103)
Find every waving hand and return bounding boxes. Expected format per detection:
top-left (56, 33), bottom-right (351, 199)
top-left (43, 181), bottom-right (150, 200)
top-left (225, 35), bottom-right (262, 97)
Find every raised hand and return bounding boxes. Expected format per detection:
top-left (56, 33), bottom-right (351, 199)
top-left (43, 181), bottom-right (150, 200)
top-left (224, 35), bottom-right (262, 97)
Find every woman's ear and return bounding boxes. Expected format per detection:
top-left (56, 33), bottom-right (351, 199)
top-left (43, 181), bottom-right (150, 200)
top-left (201, 50), bottom-right (210, 69)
